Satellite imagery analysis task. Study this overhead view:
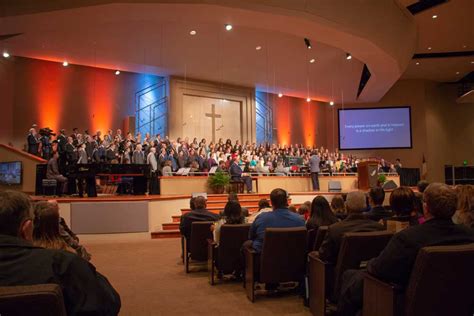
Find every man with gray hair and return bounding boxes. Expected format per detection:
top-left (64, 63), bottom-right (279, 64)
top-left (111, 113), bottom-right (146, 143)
top-left (0, 191), bottom-right (121, 315)
top-left (318, 191), bottom-right (384, 264)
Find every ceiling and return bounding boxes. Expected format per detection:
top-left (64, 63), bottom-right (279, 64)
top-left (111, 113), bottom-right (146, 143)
top-left (400, 0), bottom-right (474, 82)
top-left (0, 0), bottom-right (418, 103)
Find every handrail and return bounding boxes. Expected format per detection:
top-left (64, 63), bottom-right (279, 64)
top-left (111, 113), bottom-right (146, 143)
top-left (0, 143), bottom-right (47, 163)
top-left (160, 171), bottom-right (400, 178)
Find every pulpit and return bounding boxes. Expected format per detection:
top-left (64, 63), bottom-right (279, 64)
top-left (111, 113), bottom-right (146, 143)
top-left (358, 161), bottom-right (379, 190)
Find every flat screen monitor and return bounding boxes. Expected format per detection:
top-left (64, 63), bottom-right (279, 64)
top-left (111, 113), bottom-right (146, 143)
top-left (338, 106), bottom-right (412, 150)
top-left (0, 161), bottom-right (22, 185)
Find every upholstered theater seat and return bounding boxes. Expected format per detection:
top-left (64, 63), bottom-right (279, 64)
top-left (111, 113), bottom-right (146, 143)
top-left (0, 284), bottom-right (66, 316)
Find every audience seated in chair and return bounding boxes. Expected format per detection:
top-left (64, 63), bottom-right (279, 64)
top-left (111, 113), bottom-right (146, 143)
top-left (452, 184), bottom-right (474, 229)
top-left (226, 193), bottom-right (249, 217)
top-left (247, 199), bottom-right (272, 224)
top-left (331, 195), bottom-right (347, 220)
top-left (179, 196), bottom-right (220, 244)
top-left (33, 200), bottom-right (91, 261)
top-left (33, 201), bottom-right (75, 254)
top-left (297, 201), bottom-right (310, 220)
top-left (213, 201), bottom-right (246, 245)
top-left (318, 191), bottom-right (385, 264)
top-left (246, 188), bottom-right (305, 253)
top-left (306, 196), bottom-right (339, 231)
top-left (364, 187), bottom-right (393, 222)
top-left (338, 183), bottom-right (474, 316)
top-left (385, 187), bottom-right (419, 232)
top-left (0, 191), bottom-right (121, 315)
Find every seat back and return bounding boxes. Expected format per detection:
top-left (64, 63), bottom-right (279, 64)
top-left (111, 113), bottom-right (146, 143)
top-left (260, 227), bottom-right (307, 283)
top-left (405, 243), bottom-right (474, 316)
top-left (0, 284), bottom-right (67, 316)
top-left (190, 221), bottom-right (214, 261)
top-left (217, 224), bottom-right (251, 272)
top-left (333, 231), bottom-right (393, 301)
top-left (307, 229), bottom-right (316, 252)
top-left (313, 226), bottom-right (329, 251)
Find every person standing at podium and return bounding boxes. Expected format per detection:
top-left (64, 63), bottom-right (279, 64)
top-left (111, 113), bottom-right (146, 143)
top-left (309, 151), bottom-right (320, 191)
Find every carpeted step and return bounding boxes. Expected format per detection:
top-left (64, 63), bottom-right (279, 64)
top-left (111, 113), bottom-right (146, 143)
top-left (151, 230), bottom-right (181, 239)
top-left (162, 223), bottom-right (180, 230)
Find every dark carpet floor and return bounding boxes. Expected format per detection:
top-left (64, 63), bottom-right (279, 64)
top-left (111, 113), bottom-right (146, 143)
top-left (84, 238), bottom-right (311, 316)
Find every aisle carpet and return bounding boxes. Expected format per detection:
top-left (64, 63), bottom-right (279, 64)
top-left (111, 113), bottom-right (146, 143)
top-left (84, 237), bottom-right (311, 316)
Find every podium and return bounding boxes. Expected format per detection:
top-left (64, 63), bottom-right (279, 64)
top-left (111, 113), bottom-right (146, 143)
top-left (358, 161), bottom-right (379, 190)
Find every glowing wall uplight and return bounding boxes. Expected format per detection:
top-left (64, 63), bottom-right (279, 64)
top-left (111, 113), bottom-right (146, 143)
top-left (274, 96), bottom-right (291, 146)
top-left (264, 92), bottom-right (324, 147)
top-left (32, 61), bottom-right (66, 133)
top-left (86, 70), bottom-right (116, 133)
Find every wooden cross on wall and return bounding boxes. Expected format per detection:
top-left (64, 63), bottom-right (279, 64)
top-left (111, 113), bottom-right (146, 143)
top-left (205, 104), bottom-right (222, 142)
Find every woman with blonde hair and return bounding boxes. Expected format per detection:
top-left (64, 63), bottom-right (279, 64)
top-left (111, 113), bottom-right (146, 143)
top-left (452, 185), bottom-right (474, 228)
top-left (33, 201), bottom-right (74, 253)
top-left (33, 200), bottom-right (92, 261)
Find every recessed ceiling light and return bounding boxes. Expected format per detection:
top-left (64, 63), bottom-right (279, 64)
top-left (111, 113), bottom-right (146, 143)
top-left (463, 45), bottom-right (467, 48)
top-left (415, 62), bottom-right (420, 65)
top-left (2, 52), bottom-right (10, 58)
top-left (225, 24), bottom-right (233, 31)
top-left (115, 70), bottom-right (120, 75)
top-left (456, 71), bottom-right (460, 75)
top-left (329, 101), bottom-right (334, 106)
top-left (278, 93), bottom-right (283, 98)
top-left (428, 47), bottom-right (432, 50)
top-left (306, 98), bottom-right (311, 102)
top-left (432, 14), bottom-right (438, 19)
top-left (189, 30), bottom-right (197, 35)
top-left (471, 61), bottom-right (474, 64)
top-left (62, 61), bottom-right (69, 67)
top-left (309, 58), bottom-right (316, 63)
top-left (346, 53), bottom-right (352, 60)
top-left (256, 46), bottom-right (262, 51)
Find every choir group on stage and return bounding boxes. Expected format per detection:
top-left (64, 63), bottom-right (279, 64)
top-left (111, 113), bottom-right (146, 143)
top-left (26, 124), bottom-right (402, 177)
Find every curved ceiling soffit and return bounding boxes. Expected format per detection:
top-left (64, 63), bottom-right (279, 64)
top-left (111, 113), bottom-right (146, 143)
top-left (178, 0), bottom-right (418, 102)
top-left (1, 0), bottom-right (417, 102)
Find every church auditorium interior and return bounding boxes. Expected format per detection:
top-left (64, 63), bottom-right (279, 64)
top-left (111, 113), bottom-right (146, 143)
top-left (0, 1), bottom-right (473, 315)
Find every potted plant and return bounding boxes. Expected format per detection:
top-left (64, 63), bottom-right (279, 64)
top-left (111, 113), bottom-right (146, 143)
top-left (377, 174), bottom-right (387, 187)
top-left (207, 171), bottom-right (230, 194)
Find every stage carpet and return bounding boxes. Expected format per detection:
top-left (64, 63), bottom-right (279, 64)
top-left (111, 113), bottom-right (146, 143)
top-left (83, 235), bottom-right (311, 315)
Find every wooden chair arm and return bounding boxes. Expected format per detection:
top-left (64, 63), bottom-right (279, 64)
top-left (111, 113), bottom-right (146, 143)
top-left (308, 252), bottom-right (334, 316)
top-left (244, 246), bottom-right (259, 302)
top-left (207, 239), bottom-right (217, 284)
top-left (363, 273), bottom-right (404, 316)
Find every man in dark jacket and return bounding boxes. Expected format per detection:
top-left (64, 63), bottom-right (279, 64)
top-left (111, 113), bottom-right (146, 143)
top-left (0, 191), bottom-right (121, 315)
top-left (365, 187), bottom-right (393, 222)
top-left (337, 183), bottom-right (474, 316)
top-left (229, 156), bottom-right (253, 193)
top-left (179, 196), bottom-right (220, 243)
top-left (27, 128), bottom-right (39, 156)
top-left (318, 191), bottom-right (385, 264)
